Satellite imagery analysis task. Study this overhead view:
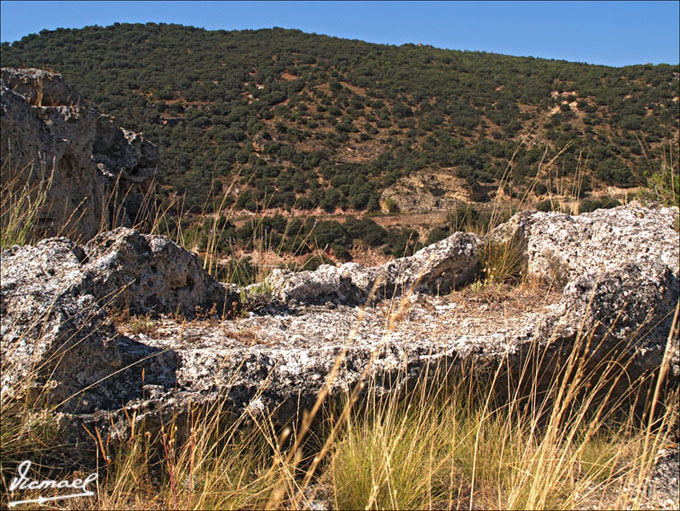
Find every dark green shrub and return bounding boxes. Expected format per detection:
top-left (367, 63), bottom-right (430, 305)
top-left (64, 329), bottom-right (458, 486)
top-left (387, 228), bottom-right (420, 257)
top-left (311, 220), bottom-right (351, 249)
top-left (536, 199), bottom-right (557, 212)
top-left (426, 227), bottom-right (449, 245)
top-left (578, 196), bottom-right (621, 214)
top-left (302, 254), bottom-right (336, 271)
top-left (345, 217), bottom-right (387, 246)
top-left (534, 182), bottom-right (548, 195)
top-left (331, 243), bottom-right (352, 261)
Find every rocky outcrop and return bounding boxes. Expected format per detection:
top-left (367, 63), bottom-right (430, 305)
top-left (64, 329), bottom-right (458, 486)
top-left (264, 232), bottom-right (480, 304)
top-left (82, 229), bottom-right (237, 316)
top-left (1, 68), bottom-right (159, 241)
top-left (381, 170), bottom-right (490, 213)
top-left (0, 228), bottom-right (239, 412)
top-left (489, 205), bottom-right (679, 284)
top-left (1, 205), bottom-right (678, 468)
top-left (488, 205), bottom-right (679, 380)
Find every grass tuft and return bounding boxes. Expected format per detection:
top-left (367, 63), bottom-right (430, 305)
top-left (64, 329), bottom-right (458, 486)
top-left (477, 235), bottom-right (526, 287)
top-left (0, 155), bottom-right (53, 248)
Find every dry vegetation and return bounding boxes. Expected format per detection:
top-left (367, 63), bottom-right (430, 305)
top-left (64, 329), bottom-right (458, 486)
top-left (1, 144), bottom-right (678, 510)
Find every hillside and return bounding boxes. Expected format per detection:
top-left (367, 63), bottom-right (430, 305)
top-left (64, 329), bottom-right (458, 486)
top-left (1, 23), bottom-right (678, 270)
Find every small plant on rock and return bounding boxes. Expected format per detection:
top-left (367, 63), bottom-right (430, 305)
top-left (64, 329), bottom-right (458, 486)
top-left (127, 314), bottom-right (159, 336)
top-left (478, 236), bottom-right (525, 286)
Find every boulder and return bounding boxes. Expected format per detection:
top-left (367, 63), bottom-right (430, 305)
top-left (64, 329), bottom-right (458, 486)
top-left (488, 205), bottom-right (679, 284)
top-left (0, 228), bottom-right (238, 412)
top-left (489, 204), bottom-right (679, 379)
top-left (265, 232), bottom-right (481, 304)
top-left (376, 231), bottom-right (481, 296)
top-left (82, 228), bottom-right (237, 317)
top-left (0, 67), bottom-right (85, 107)
top-left (265, 264), bottom-right (360, 305)
top-left (0, 238), bottom-right (123, 411)
top-left (1, 67), bottom-right (159, 241)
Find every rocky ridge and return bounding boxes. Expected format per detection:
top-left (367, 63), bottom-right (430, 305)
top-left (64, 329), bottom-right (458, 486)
top-left (1, 205), bottom-right (678, 458)
top-left (261, 231), bottom-right (480, 305)
top-left (1, 67), bottom-right (159, 241)
top-left (381, 170), bottom-right (491, 213)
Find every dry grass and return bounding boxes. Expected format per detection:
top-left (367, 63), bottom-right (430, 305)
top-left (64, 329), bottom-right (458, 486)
top-left (326, 308), bottom-right (679, 510)
top-left (0, 154), bottom-right (54, 248)
top-left (1, 141), bottom-right (678, 510)
top-left (3, 286), bottom-right (676, 510)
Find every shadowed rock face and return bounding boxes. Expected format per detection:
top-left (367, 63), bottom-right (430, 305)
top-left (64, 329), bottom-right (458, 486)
top-left (1, 68), bottom-right (159, 241)
top-left (1, 205), bottom-right (678, 468)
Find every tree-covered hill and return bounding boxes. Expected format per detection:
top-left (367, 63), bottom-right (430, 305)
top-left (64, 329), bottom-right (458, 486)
top-left (2, 23), bottom-right (678, 217)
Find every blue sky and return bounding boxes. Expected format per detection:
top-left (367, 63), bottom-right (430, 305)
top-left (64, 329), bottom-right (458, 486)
top-left (1, 1), bottom-right (678, 67)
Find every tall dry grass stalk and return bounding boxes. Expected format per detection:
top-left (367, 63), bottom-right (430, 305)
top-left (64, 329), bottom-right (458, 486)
top-left (0, 152), bottom-right (54, 248)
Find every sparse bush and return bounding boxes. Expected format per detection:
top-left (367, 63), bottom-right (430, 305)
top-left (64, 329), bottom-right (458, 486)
top-left (127, 314), bottom-right (159, 336)
top-left (384, 197), bottom-right (400, 214)
top-left (426, 226), bottom-right (449, 245)
top-left (638, 157), bottom-right (679, 207)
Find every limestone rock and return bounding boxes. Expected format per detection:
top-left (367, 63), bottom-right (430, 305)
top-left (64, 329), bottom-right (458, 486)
top-left (265, 264), bottom-right (359, 304)
top-left (489, 204), bottom-right (679, 284)
top-left (1, 67), bottom-right (159, 241)
top-left (377, 231), bottom-right (480, 296)
top-left (82, 228), bottom-right (238, 317)
top-left (646, 446), bottom-right (680, 509)
top-left (1, 206), bottom-right (678, 469)
top-left (266, 232), bottom-right (480, 304)
top-left (0, 228), bottom-right (237, 412)
top-left (380, 170), bottom-right (489, 213)
top-left (490, 204), bottom-right (680, 379)
top-left (0, 238), bottom-right (124, 411)
top-left (0, 67), bottom-right (85, 107)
